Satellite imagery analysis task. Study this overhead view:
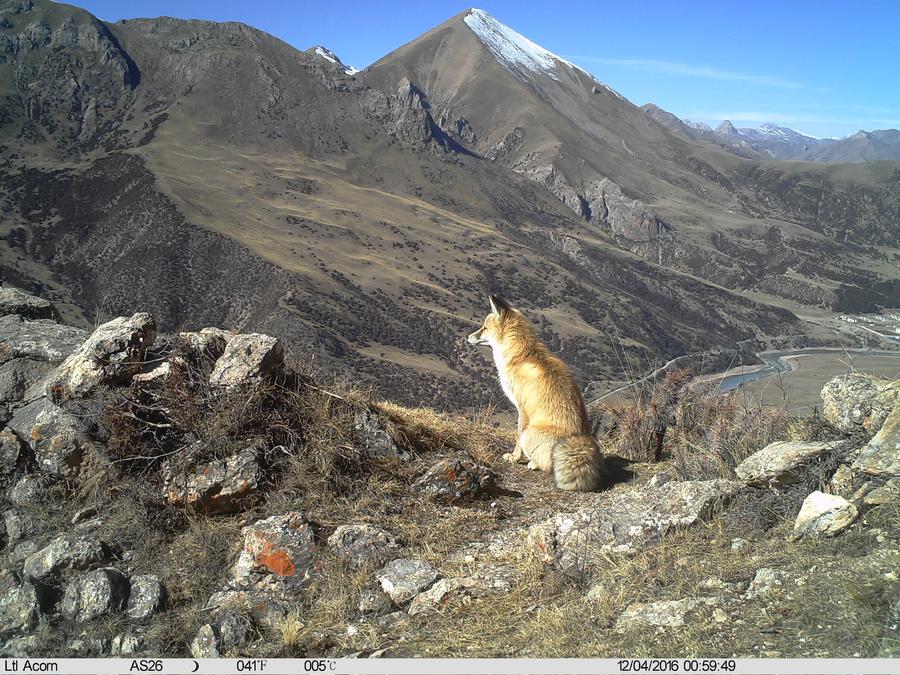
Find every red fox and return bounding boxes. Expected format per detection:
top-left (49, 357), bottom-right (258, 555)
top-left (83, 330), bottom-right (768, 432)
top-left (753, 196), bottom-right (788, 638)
top-left (467, 296), bottom-right (602, 491)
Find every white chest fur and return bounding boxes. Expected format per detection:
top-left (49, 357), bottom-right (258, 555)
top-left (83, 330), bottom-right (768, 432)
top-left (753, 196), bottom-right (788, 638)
top-left (491, 343), bottom-right (517, 410)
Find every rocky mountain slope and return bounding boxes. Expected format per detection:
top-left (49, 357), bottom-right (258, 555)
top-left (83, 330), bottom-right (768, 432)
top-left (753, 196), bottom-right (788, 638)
top-left (0, 0), bottom-right (809, 409)
top-left (0, 289), bottom-right (898, 657)
top-left (642, 104), bottom-right (900, 164)
top-left (800, 129), bottom-right (900, 163)
top-left (0, 1), bottom-right (897, 410)
top-left (365, 11), bottom-right (900, 312)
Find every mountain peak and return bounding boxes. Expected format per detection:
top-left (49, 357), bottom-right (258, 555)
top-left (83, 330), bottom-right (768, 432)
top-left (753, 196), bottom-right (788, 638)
top-left (462, 8), bottom-right (581, 82)
top-left (310, 45), bottom-right (358, 75)
top-left (715, 120), bottom-right (740, 136)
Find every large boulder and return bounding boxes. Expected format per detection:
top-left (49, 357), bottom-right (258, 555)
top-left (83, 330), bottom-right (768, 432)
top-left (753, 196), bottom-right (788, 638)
top-left (163, 448), bottom-right (260, 514)
top-left (0, 315), bottom-right (87, 365)
top-left (208, 334), bottom-right (283, 388)
top-left (7, 397), bottom-right (90, 475)
top-left (46, 313), bottom-right (157, 402)
top-left (327, 524), bottom-right (400, 568)
top-left (853, 399), bottom-right (900, 477)
top-left (735, 441), bottom-right (842, 487)
top-left (231, 512), bottom-right (318, 594)
top-left (792, 491), bottom-right (858, 539)
top-left (821, 373), bottom-right (898, 436)
top-left (528, 479), bottom-right (743, 575)
top-left (60, 568), bottom-right (130, 623)
top-left (0, 287), bottom-right (60, 321)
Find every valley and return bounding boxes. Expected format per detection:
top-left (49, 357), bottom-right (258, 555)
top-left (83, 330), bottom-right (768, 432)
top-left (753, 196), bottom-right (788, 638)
top-left (0, 0), bottom-right (897, 411)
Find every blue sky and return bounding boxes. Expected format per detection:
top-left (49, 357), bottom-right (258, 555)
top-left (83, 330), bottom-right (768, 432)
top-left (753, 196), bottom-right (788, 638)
top-left (74, 0), bottom-right (900, 138)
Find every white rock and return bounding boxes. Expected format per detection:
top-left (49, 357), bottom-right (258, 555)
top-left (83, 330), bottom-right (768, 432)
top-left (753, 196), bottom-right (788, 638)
top-left (792, 491), bottom-right (858, 539)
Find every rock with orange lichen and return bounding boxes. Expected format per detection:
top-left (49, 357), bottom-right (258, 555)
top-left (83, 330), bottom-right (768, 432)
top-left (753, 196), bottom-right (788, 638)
top-left (162, 447), bottom-right (260, 514)
top-left (411, 459), bottom-right (498, 504)
top-left (231, 512), bottom-right (319, 594)
top-left (7, 397), bottom-right (89, 476)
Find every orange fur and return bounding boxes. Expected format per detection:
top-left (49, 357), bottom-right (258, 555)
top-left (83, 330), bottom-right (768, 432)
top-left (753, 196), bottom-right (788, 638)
top-left (468, 296), bottom-right (602, 491)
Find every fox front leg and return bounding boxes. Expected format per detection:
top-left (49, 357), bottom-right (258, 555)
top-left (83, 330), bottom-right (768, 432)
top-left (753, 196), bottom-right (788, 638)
top-left (503, 410), bottom-right (529, 464)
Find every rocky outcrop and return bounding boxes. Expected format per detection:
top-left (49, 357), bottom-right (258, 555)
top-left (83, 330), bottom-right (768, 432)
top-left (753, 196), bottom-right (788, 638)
top-left (528, 479), bottom-right (743, 574)
top-left (0, 291), bottom-right (895, 657)
top-left (361, 78), bottom-right (467, 154)
top-left (821, 373), bottom-right (898, 436)
top-left (0, 315), bottom-right (87, 366)
top-left (46, 313), bottom-right (157, 402)
top-left (0, 0), bottom-right (138, 154)
top-left (163, 447), bottom-right (260, 514)
top-left (853, 398), bottom-right (900, 476)
top-left (735, 441), bottom-right (843, 487)
top-left (231, 512), bottom-right (318, 594)
top-left (0, 358), bottom-right (51, 404)
top-left (7, 397), bottom-right (90, 475)
top-left (584, 177), bottom-right (673, 247)
top-left (0, 287), bottom-right (59, 321)
top-left (208, 333), bottom-right (284, 389)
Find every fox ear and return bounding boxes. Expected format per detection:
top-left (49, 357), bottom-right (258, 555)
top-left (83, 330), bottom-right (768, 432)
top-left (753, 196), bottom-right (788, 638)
top-left (488, 295), bottom-right (512, 316)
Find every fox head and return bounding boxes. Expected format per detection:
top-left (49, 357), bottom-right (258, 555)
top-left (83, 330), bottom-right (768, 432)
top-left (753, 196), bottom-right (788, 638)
top-left (467, 295), bottom-right (516, 348)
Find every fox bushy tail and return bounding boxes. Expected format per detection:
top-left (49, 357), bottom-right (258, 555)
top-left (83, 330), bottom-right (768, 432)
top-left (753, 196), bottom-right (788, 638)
top-left (552, 434), bottom-right (602, 492)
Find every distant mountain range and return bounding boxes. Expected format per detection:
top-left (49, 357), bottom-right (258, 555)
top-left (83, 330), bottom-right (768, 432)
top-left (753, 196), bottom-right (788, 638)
top-left (1, 2), bottom-right (898, 408)
top-left (641, 104), bottom-right (900, 162)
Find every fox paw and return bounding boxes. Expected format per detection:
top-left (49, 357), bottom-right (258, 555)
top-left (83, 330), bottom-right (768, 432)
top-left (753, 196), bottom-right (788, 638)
top-left (502, 452), bottom-right (519, 464)
top-left (527, 461), bottom-right (538, 470)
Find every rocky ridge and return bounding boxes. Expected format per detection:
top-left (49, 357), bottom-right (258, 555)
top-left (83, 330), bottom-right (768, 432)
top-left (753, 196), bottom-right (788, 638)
top-left (0, 288), bottom-right (898, 657)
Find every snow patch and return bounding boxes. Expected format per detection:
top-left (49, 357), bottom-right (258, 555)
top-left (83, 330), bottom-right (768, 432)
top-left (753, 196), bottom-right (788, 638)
top-left (463, 9), bottom-right (621, 98)
top-left (313, 45), bottom-right (358, 75)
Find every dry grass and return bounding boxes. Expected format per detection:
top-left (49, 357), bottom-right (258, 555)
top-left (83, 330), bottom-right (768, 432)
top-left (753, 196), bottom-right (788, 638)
top-left (30, 357), bottom-right (895, 659)
top-left (593, 369), bottom-right (848, 482)
top-left (390, 518), bottom-right (898, 658)
top-left (375, 401), bottom-right (512, 468)
top-left (41, 340), bottom-right (518, 656)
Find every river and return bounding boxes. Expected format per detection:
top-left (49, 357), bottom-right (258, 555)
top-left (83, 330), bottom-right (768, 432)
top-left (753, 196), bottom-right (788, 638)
top-left (716, 348), bottom-right (900, 393)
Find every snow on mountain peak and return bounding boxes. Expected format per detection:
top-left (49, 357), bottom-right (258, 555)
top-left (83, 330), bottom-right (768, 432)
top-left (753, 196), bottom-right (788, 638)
top-left (463, 8), bottom-right (621, 97)
top-left (313, 46), bottom-right (358, 75)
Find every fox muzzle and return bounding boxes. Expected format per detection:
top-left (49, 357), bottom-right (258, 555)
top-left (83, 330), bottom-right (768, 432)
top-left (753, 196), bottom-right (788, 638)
top-left (467, 330), bottom-right (489, 346)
